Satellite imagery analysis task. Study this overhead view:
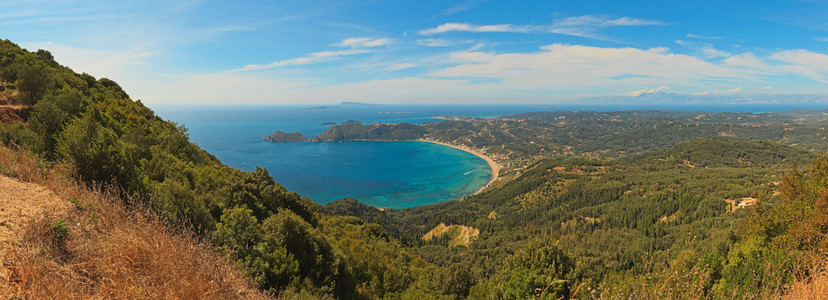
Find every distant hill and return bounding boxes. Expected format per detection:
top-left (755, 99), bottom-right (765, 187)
top-left (577, 91), bottom-right (828, 106)
top-left (635, 137), bottom-right (811, 168)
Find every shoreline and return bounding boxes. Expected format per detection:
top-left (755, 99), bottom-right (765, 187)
top-left (417, 139), bottom-right (500, 195)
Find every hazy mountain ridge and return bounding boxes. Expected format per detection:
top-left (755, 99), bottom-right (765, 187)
top-left (578, 91), bottom-right (828, 106)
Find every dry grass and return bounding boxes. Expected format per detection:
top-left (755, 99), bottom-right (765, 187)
top-left (782, 259), bottom-right (828, 299)
top-left (0, 145), bottom-right (272, 299)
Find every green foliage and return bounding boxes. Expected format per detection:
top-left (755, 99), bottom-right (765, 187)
top-left (16, 62), bottom-right (52, 105)
top-left (49, 219), bottom-right (70, 247)
top-left (29, 100), bottom-right (68, 158)
top-left (261, 209), bottom-right (353, 296)
top-left (56, 113), bottom-right (140, 193)
top-left (472, 239), bottom-right (574, 299)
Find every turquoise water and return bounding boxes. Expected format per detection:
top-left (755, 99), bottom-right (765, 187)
top-left (151, 104), bottom-right (826, 208)
top-left (214, 140), bottom-right (491, 208)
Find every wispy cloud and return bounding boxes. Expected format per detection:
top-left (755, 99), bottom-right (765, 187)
top-left (686, 33), bottom-right (725, 40)
top-left (384, 63), bottom-right (417, 71)
top-left (418, 15), bottom-right (665, 39)
top-left (335, 37), bottom-right (392, 48)
top-left (430, 0), bottom-right (487, 19)
top-left (415, 38), bottom-right (474, 47)
top-left (675, 40), bottom-right (732, 58)
top-left (815, 37), bottom-right (828, 42)
top-left (770, 49), bottom-right (828, 82)
top-left (234, 49), bottom-right (373, 71)
top-left (420, 23), bottom-right (528, 35)
top-left (235, 37), bottom-right (390, 72)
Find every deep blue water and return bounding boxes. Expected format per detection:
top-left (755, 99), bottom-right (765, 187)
top-left (151, 103), bottom-right (827, 208)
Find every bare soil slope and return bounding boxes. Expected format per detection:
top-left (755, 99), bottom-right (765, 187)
top-left (0, 175), bottom-right (70, 253)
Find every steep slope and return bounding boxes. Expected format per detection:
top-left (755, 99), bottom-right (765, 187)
top-left (0, 147), bottom-right (268, 298)
top-left (0, 175), bottom-right (70, 260)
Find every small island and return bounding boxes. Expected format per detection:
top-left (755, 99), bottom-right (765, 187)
top-left (262, 130), bottom-right (310, 142)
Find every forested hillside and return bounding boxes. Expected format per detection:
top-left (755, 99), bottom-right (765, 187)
top-left (324, 138), bottom-right (826, 298)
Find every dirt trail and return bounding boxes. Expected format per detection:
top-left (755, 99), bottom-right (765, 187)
top-left (0, 175), bottom-right (71, 252)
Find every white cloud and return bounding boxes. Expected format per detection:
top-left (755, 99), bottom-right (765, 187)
top-left (419, 23), bottom-right (527, 35)
top-left (449, 51), bottom-right (496, 62)
top-left (555, 15), bottom-right (663, 27)
top-left (431, 44), bottom-right (747, 93)
top-left (415, 38), bottom-right (474, 47)
top-left (760, 86), bottom-right (773, 91)
top-left (815, 37), bottom-right (828, 42)
top-left (384, 63), bottom-right (417, 71)
top-left (234, 37), bottom-right (391, 72)
top-left (418, 15), bottom-right (664, 39)
top-left (626, 85), bottom-right (670, 96)
top-left (431, 0), bottom-right (487, 19)
top-left (723, 53), bottom-right (771, 70)
top-left (675, 40), bottom-right (731, 58)
top-left (234, 49), bottom-right (373, 71)
top-left (335, 37), bottom-right (392, 48)
top-left (770, 49), bottom-right (828, 82)
top-left (686, 33), bottom-right (725, 39)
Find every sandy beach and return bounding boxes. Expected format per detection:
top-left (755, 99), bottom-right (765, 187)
top-left (418, 139), bottom-right (500, 195)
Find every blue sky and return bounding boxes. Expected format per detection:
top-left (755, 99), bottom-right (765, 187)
top-left (3, 0), bottom-right (828, 105)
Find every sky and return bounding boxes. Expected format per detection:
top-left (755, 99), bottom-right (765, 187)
top-left (3, 0), bottom-right (828, 105)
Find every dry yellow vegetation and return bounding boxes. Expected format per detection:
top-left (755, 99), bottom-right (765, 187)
top-left (0, 145), bottom-right (271, 299)
top-left (422, 223), bottom-right (479, 248)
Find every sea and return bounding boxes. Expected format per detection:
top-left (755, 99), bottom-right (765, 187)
top-left (151, 103), bottom-right (827, 208)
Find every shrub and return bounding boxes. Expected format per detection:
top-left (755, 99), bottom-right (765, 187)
top-left (49, 219), bottom-right (70, 247)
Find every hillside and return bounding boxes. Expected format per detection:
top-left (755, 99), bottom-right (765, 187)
top-left (0, 146), bottom-right (269, 298)
top-left (0, 40), bottom-right (461, 298)
top-left (324, 138), bottom-right (823, 298)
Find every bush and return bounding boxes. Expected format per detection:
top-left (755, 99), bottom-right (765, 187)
top-left (16, 63), bottom-right (52, 105)
top-left (55, 113), bottom-right (141, 194)
top-left (49, 219), bottom-right (70, 247)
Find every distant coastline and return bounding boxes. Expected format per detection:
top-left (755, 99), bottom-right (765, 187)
top-left (417, 139), bottom-right (500, 195)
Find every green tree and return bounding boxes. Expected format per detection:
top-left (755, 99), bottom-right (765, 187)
top-left (55, 113), bottom-right (138, 192)
top-left (29, 100), bottom-right (68, 158)
top-left (16, 63), bottom-right (52, 105)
